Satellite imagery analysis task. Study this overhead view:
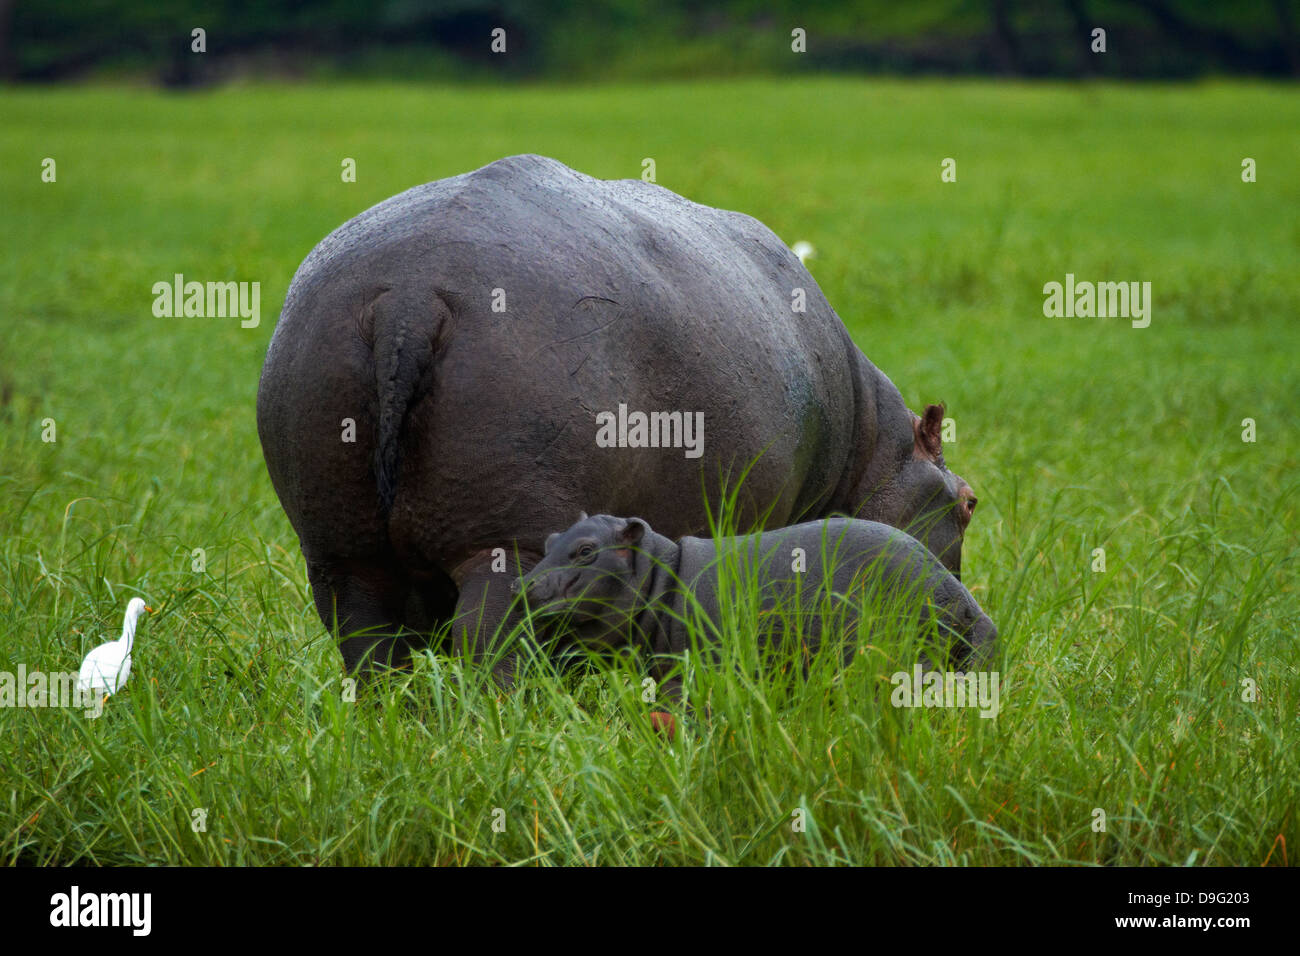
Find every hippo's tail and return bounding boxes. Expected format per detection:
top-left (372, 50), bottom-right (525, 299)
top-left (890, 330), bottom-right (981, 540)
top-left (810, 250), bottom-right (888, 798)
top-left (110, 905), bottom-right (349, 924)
top-left (371, 288), bottom-right (445, 518)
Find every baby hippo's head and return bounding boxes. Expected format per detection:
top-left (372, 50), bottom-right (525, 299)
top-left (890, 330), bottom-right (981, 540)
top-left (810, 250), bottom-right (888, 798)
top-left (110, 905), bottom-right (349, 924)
top-left (520, 513), bottom-right (650, 632)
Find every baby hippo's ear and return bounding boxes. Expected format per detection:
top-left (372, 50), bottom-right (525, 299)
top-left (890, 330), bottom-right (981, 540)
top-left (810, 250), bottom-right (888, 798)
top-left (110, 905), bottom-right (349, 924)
top-left (620, 518), bottom-right (648, 546)
top-left (578, 510), bottom-right (588, 522)
top-left (545, 532), bottom-right (560, 554)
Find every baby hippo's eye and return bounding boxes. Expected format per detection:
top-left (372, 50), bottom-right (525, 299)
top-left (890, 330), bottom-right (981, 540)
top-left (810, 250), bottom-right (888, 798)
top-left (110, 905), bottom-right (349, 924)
top-left (577, 544), bottom-right (595, 560)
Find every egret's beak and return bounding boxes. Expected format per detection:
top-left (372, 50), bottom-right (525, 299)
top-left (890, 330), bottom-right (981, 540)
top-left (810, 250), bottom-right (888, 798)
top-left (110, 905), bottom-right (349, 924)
top-left (145, 606), bottom-right (155, 613)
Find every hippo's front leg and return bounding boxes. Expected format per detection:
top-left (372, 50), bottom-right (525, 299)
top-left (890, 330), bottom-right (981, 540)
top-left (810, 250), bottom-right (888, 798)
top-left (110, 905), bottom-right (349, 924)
top-left (449, 547), bottom-right (542, 688)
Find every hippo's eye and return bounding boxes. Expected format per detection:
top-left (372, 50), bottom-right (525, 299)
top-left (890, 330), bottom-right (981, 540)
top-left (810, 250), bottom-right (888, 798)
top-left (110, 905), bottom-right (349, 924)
top-left (576, 544), bottom-right (595, 560)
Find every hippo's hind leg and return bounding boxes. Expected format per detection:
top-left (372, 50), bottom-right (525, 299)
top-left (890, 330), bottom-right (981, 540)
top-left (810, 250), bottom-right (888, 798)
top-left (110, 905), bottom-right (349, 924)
top-left (449, 548), bottom-right (542, 688)
top-left (307, 557), bottom-right (449, 673)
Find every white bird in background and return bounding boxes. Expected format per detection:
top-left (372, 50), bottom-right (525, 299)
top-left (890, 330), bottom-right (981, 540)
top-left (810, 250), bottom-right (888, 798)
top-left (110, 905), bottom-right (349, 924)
top-left (77, 597), bottom-right (151, 696)
top-left (792, 240), bottom-right (816, 265)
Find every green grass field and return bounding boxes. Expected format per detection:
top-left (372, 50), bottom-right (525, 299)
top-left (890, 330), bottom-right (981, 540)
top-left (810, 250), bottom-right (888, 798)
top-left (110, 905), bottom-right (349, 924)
top-left (1, 78), bottom-right (1297, 865)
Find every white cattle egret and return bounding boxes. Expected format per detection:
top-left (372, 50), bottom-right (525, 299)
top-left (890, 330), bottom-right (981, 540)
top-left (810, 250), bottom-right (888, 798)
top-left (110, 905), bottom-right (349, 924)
top-left (77, 598), bottom-right (151, 696)
top-left (792, 240), bottom-right (815, 265)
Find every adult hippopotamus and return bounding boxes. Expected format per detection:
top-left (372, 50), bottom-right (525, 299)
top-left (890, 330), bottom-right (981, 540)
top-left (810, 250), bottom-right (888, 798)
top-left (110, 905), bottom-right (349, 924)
top-left (256, 154), bottom-right (978, 676)
top-left (519, 512), bottom-right (997, 703)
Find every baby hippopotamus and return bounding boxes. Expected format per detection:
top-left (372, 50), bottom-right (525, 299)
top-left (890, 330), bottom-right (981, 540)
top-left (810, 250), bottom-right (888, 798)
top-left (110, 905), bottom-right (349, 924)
top-left (519, 513), bottom-right (997, 712)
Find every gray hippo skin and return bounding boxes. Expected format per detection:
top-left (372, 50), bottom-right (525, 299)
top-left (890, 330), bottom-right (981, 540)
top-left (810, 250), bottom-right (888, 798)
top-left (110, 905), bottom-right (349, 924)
top-left (521, 514), bottom-right (997, 702)
top-left (256, 154), bottom-right (978, 676)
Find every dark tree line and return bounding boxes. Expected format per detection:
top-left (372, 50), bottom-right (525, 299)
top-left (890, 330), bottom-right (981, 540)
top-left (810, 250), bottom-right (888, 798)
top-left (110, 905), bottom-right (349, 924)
top-left (3, 0), bottom-right (1296, 83)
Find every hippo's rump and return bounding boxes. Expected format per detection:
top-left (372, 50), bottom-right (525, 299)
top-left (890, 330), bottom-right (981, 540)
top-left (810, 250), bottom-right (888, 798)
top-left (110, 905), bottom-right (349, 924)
top-left (261, 155), bottom-right (859, 567)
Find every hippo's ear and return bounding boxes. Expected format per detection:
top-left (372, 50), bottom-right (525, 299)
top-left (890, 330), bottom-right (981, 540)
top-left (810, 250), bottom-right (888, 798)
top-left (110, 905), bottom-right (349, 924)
top-left (545, 532), bottom-right (560, 554)
top-left (913, 404), bottom-right (945, 461)
top-left (578, 511), bottom-right (588, 522)
top-left (620, 518), bottom-right (647, 547)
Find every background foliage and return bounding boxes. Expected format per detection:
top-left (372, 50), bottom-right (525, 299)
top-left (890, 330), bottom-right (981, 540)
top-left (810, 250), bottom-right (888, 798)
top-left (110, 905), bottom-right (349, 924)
top-left (5, 0), bottom-right (1300, 84)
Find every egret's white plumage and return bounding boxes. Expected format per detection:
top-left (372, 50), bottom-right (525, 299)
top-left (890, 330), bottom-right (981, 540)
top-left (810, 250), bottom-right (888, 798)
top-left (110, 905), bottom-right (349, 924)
top-left (77, 597), bottom-right (149, 696)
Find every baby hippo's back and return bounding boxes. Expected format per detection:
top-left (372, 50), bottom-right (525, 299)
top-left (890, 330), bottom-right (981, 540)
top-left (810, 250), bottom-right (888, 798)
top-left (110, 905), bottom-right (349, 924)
top-left (675, 518), bottom-right (995, 669)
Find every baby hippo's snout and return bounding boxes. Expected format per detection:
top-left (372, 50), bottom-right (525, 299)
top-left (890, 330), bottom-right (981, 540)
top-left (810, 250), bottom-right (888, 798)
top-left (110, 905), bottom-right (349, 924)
top-left (518, 561), bottom-right (590, 612)
top-left (517, 568), bottom-right (557, 602)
